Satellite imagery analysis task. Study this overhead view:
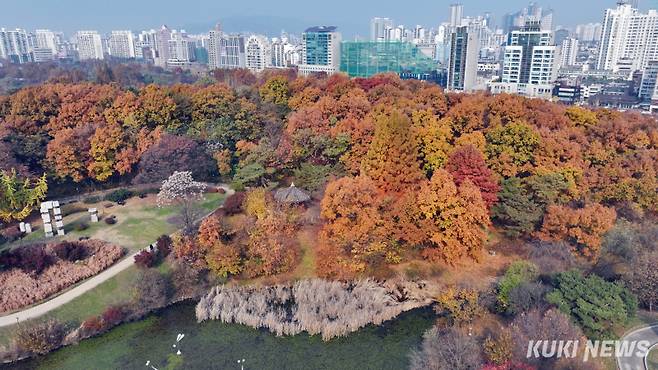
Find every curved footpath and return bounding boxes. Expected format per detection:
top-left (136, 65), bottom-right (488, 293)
top-left (0, 185), bottom-right (234, 328)
top-left (617, 323), bottom-right (658, 370)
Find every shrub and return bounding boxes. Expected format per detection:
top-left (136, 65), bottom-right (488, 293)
top-left (81, 316), bottom-right (104, 334)
top-left (484, 330), bottom-right (514, 365)
top-left (132, 269), bottom-right (170, 314)
top-left (82, 196), bottom-right (101, 204)
top-left (104, 216), bottom-right (117, 225)
top-left (223, 192), bottom-right (245, 215)
top-left (52, 241), bottom-right (88, 262)
top-left (101, 306), bottom-right (126, 327)
top-left (13, 245), bottom-right (52, 274)
top-left (13, 320), bottom-right (66, 355)
top-left (1, 226), bottom-right (22, 243)
top-left (134, 250), bottom-right (156, 268)
top-left (74, 223), bottom-right (89, 232)
top-left (497, 261), bottom-right (538, 313)
top-left (104, 189), bottom-right (134, 203)
top-left (156, 235), bottom-right (173, 258)
top-left (409, 326), bottom-right (483, 370)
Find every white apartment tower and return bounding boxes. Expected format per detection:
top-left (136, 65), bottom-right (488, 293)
top-left (76, 31), bottom-right (104, 60)
top-left (35, 29), bottom-right (58, 54)
top-left (489, 21), bottom-right (557, 98)
top-left (167, 30), bottom-right (195, 65)
top-left (207, 24), bottom-right (223, 69)
top-left (559, 37), bottom-right (579, 68)
top-left (155, 25), bottom-right (171, 67)
top-left (450, 4), bottom-right (464, 27)
top-left (597, 3), bottom-right (658, 74)
top-left (370, 17), bottom-right (393, 42)
top-left (108, 31), bottom-right (136, 59)
top-left (0, 28), bottom-right (33, 63)
top-left (245, 35), bottom-right (271, 72)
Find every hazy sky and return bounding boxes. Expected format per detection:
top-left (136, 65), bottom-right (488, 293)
top-left (1, 0), bottom-right (658, 37)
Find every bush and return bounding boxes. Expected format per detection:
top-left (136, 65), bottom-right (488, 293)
top-left (52, 241), bottom-right (88, 262)
top-left (101, 305), bottom-right (126, 327)
top-left (134, 250), bottom-right (156, 268)
top-left (104, 189), bottom-right (134, 203)
top-left (223, 192), bottom-right (246, 215)
top-left (1, 226), bottom-right (22, 243)
top-left (496, 261), bottom-right (538, 313)
top-left (410, 326), bottom-right (483, 370)
top-left (75, 223), bottom-right (89, 231)
top-left (2, 245), bottom-right (52, 274)
top-left (135, 188), bottom-right (159, 198)
top-left (83, 196), bottom-right (101, 204)
top-left (13, 320), bottom-right (66, 355)
top-left (104, 216), bottom-right (117, 225)
top-left (156, 235), bottom-right (173, 258)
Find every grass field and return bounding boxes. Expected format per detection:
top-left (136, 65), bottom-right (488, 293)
top-left (648, 346), bottom-right (658, 370)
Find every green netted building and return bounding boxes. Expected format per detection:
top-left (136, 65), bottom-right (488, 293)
top-left (340, 41), bottom-right (440, 82)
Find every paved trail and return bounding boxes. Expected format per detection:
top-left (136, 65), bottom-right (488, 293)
top-left (0, 185), bottom-right (234, 328)
top-left (617, 324), bottom-right (658, 370)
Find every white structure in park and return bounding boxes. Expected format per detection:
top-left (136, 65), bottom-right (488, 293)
top-left (88, 208), bottom-right (99, 223)
top-left (40, 201), bottom-right (64, 237)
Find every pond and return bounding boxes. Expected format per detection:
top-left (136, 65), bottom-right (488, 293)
top-left (5, 301), bottom-right (435, 370)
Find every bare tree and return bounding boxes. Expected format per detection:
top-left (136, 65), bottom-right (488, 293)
top-left (623, 251), bottom-right (658, 311)
top-left (409, 326), bottom-right (483, 370)
top-left (157, 171), bottom-right (206, 234)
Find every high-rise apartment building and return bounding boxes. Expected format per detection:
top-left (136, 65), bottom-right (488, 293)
top-left (490, 21), bottom-right (556, 98)
top-left (155, 25), bottom-right (171, 67)
top-left (35, 29), bottom-right (58, 55)
top-left (167, 30), bottom-right (196, 65)
top-left (596, 3), bottom-right (658, 74)
top-left (76, 31), bottom-right (104, 60)
top-left (207, 24), bottom-right (223, 69)
top-left (219, 34), bottom-right (246, 69)
top-left (450, 4), bottom-right (464, 27)
top-left (575, 23), bottom-right (602, 43)
top-left (108, 31), bottom-right (136, 59)
top-left (559, 37), bottom-right (579, 68)
top-left (371, 17), bottom-right (393, 42)
top-left (298, 26), bottom-right (341, 75)
top-left (0, 28), bottom-right (33, 63)
top-left (447, 26), bottom-right (478, 91)
top-left (639, 60), bottom-right (658, 101)
top-left (245, 35), bottom-right (271, 72)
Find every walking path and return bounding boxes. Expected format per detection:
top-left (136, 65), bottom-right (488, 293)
top-left (617, 323), bottom-right (658, 370)
top-left (0, 185), bottom-right (234, 328)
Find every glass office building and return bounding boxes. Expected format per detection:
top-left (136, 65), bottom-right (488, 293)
top-left (340, 41), bottom-right (439, 80)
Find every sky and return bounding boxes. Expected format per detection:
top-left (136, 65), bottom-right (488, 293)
top-left (1, 0), bottom-right (658, 37)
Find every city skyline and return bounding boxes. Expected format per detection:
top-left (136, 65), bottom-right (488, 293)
top-left (2, 0), bottom-right (655, 38)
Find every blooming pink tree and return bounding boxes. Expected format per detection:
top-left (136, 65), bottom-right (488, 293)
top-left (157, 171), bottom-right (206, 234)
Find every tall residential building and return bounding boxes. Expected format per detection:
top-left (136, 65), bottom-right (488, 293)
top-left (447, 26), bottom-right (478, 91)
top-left (76, 31), bottom-right (104, 60)
top-left (596, 3), bottom-right (658, 74)
top-left (271, 38), bottom-right (287, 67)
top-left (371, 17), bottom-right (393, 42)
top-left (155, 25), bottom-right (171, 67)
top-left (639, 60), bottom-right (658, 101)
top-left (298, 26), bottom-right (341, 75)
top-left (167, 30), bottom-right (196, 65)
top-left (207, 24), bottom-right (223, 69)
top-left (0, 28), bottom-right (32, 63)
top-left (219, 34), bottom-right (246, 69)
top-left (450, 4), bottom-right (464, 27)
top-left (108, 31), bottom-right (136, 59)
top-left (575, 23), bottom-right (602, 43)
top-left (490, 21), bottom-right (557, 98)
top-left (559, 37), bottom-right (579, 68)
top-left (245, 35), bottom-right (271, 72)
top-left (34, 29), bottom-right (58, 54)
